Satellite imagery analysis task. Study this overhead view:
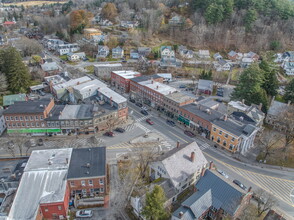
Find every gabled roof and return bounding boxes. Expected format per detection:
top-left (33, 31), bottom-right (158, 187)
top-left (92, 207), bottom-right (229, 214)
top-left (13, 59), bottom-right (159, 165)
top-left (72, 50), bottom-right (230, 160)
top-left (228, 50), bottom-right (237, 57)
top-left (198, 79), bottom-right (213, 91)
top-left (154, 142), bottom-right (208, 187)
top-left (41, 62), bottom-right (59, 71)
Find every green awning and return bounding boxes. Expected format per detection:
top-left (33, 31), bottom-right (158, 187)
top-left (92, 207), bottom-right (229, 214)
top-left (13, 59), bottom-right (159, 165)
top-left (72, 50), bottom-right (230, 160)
top-left (7, 128), bottom-right (61, 134)
top-left (178, 115), bottom-right (190, 125)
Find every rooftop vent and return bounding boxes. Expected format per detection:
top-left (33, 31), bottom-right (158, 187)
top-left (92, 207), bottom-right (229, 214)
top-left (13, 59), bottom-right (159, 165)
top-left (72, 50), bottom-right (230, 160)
top-left (86, 163), bottom-right (90, 168)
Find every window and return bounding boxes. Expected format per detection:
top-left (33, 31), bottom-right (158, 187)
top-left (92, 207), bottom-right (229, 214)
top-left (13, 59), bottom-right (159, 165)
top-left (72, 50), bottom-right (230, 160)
top-left (21, 123), bottom-right (25, 127)
top-left (81, 180), bottom-right (86, 186)
top-left (231, 137), bottom-right (235, 142)
top-left (82, 189), bottom-right (87, 195)
top-left (219, 130), bottom-right (222, 135)
top-left (70, 181), bottom-right (75, 187)
top-left (41, 122), bottom-right (45, 127)
top-left (217, 137), bottom-right (220, 143)
top-left (25, 116), bottom-right (28, 121)
top-left (26, 123), bottom-right (29, 127)
top-left (36, 122), bottom-right (39, 127)
top-left (15, 116), bottom-right (18, 121)
top-left (35, 116), bottom-right (39, 120)
top-left (6, 117), bottom-right (9, 121)
top-left (40, 116), bottom-right (43, 120)
top-left (213, 127), bottom-right (216, 132)
top-left (47, 122), bottom-right (51, 127)
top-left (224, 134), bottom-right (228, 138)
top-left (90, 188), bottom-right (94, 194)
top-left (10, 116), bottom-right (13, 121)
top-left (58, 206), bottom-right (62, 211)
top-left (211, 136), bottom-right (214, 141)
top-left (100, 187), bottom-right (104, 193)
top-left (89, 180), bottom-right (93, 186)
top-left (31, 123), bottom-right (35, 127)
top-left (45, 208), bottom-right (48, 212)
top-left (20, 116), bottom-right (23, 121)
top-left (229, 144), bottom-right (234, 150)
top-left (99, 179), bottom-right (104, 185)
top-left (30, 116), bottom-right (34, 120)
top-left (223, 141), bottom-right (226, 146)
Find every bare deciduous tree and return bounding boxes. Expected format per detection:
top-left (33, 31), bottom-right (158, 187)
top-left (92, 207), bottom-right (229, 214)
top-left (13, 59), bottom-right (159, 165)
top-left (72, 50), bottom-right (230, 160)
top-left (258, 130), bottom-right (283, 160)
top-left (254, 189), bottom-right (277, 217)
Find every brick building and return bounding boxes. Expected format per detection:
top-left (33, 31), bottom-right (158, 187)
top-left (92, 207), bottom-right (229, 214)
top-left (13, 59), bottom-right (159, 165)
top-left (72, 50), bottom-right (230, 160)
top-left (3, 99), bottom-right (55, 135)
top-left (111, 70), bottom-right (141, 93)
top-left (129, 75), bottom-right (177, 108)
top-left (67, 147), bottom-right (108, 208)
top-left (162, 92), bottom-right (195, 119)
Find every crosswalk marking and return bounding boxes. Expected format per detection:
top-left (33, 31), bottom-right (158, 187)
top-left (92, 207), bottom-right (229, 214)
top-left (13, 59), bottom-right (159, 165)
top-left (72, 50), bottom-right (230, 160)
top-left (135, 122), bottom-right (150, 133)
top-left (135, 115), bottom-right (150, 122)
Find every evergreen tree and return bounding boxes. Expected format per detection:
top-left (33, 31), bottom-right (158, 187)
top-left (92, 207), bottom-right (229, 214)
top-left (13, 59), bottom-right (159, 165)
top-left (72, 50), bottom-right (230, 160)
top-left (244, 8), bottom-right (257, 31)
top-left (262, 70), bottom-right (278, 97)
top-left (204, 3), bottom-right (224, 24)
top-left (0, 47), bottom-right (31, 93)
top-left (142, 185), bottom-right (168, 220)
top-left (231, 64), bottom-right (269, 112)
top-left (284, 79), bottom-right (294, 103)
top-left (223, 0), bottom-right (234, 18)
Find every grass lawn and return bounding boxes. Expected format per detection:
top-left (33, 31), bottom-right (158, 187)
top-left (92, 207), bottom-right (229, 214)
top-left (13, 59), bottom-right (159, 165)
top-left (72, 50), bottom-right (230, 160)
top-left (4, 1), bottom-right (65, 6)
top-left (84, 65), bottom-right (94, 74)
top-left (275, 94), bottom-right (286, 103)
top-left (59, 55), bottom-right (67, 61)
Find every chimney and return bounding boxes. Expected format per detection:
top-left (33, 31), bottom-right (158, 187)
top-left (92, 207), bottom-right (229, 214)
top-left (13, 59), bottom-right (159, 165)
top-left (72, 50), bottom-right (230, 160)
top-left (176, 141), bottom-right (180, 148)
top-left (86, 163), bottom-right (90, 168)
top-left (209, 161), bottom-right (214, 170)
top-left (190, 152), bottom-right (195, 162)
top-left (242, 99), bottom-right (245, 104)
top-left (179, 211), bottom-right (184, 218)
top-left (288, 100), bottom-right (291, 106)
top-left (201, 167), bottom-right (206, 176)
top-left (258, 103), bottom-right (262, 111)
top-left (110, 97), bottom-right (113, 106)
top-left (223, 114), bottom-right (228, 121)
top-left (248, 187), bottom-right (252, 193)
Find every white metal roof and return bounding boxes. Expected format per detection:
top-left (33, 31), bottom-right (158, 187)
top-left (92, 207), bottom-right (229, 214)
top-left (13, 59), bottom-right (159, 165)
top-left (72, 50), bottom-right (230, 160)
top-left (112, 70), bottom-right (141, 79)
top-left (73, 79), bottom-right (107, 93)
top-left (99, 87), bottom-right (127, 104)
top-left (139, 80), bottom-right (178, 96)
top-left (53, 76), bottom-right (91, 90)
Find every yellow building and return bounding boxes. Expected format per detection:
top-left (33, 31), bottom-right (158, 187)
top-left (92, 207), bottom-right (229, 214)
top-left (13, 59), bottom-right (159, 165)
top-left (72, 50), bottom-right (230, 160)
top-left (83, 28), bottom-right (102, 39)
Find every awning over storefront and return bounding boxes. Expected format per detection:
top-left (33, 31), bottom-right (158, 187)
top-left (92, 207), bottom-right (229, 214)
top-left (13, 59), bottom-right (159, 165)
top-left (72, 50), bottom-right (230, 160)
top-left (178, 115), bottom-right (190, 125)
top-left (7, 128), bottom-right (61, 134)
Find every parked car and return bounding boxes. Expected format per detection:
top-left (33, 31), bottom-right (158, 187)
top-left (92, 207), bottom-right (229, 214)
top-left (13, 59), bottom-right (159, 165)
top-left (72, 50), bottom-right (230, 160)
top-left (104, 131), bottom-right (115, 137)
top-left (179, 85), bottom-right (186, 88)
top-left (129, 99), bottom-right (135, 103)
top-left (37, 138), bottom-right (43, 146)
top-left (38, 90), bottom-right (45, 96)
top-left (146, 118), bottom-right (154, 125)
top-left (136, 102), bottom-right (143, 107)
top-left (141, 110), bottom-right (148, 115)
top-left (115, 127), bottom-right (125, 133)
top-left (166, 120), bottom-right (176, 127)
top-left (233, 179), bottom-right (247, 190)
top-left (184, 130), bottom-right (195, 137)
top-left (76, 210), bottom-right (93, 218)
top-left (217, 169), bottom-right (229, 178)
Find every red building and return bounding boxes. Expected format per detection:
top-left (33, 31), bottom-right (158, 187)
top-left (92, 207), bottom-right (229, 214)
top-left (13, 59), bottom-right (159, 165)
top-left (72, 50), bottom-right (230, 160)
top-left (111, 70), bottom-right (141, 93)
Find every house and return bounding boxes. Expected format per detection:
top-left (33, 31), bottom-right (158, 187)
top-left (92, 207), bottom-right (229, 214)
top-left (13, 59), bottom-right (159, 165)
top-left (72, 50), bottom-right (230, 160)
top-left (83, 28), bottom-right (102, 40)
top-left (282, 54), bottom-right (294, 76)
top-left (112, 46), bottom-right (124, 59)
top-left (228, 51), bottom-right (243, 60)
top-left (0, 34), bottom-right (7, 45)
top-left (198, 50), bottom-right (210, 59)
top-left (111, 70), bottom-right (141, 93)
top-left (47, 39), bottom-right (65, 51)
top-left (41, 62), bottom-right (60, 76)
top-left (263, 210), bottom-right (286, 220)
top-left (213, 53), bottom-right (223, 61)
top-left (57, 43), bottom-right (79, 55)
top-left (0, 110), bottom-right (6, 136)
top-left (149, 141), bottom-right (208, 196)
top-left (67, 147), bottom-right (108, 208)
top-left (3, 21), bottom-right (15, 27)
top-left (67, 52), bottom-right (86, 61)
top-left (240, 58), bottom-right (254, 68)
top-left (196, 79), bottom-right (213, 95)
top-left (3, 94), bottom-right (27, 107)
top-left (211, 115), bottom-right (259, 154)
top-left (169, 15), bottom-right (184, 25)
top-left (214, 59), bottom-right (231, 72)
top-left (265, 99), bottom-right (292, 131)
top-left (130, 49), bottom-right (140, 59)
top-left (172, 170), bottom-right (252, 220)
top-left (94, 63), bottom-right (129, 80)
top-left (138, 47), bottom-right (151, 57)
top-left (97, 45), bottom-right (110, 58)
top-left (178, 45), bottom-right (194, 59)
top-left (244, 51), bottom-right (259, 61)
top-left (120, 21), bottom-right (139, 28)
top-left (156, 73), bottom-right (172, 82)
top-left (161, 46), bottom-right (175, 59)
top-left (160, 46), bottom-right (178, 67)
top-left (8, 148), bottom-right (72, 220)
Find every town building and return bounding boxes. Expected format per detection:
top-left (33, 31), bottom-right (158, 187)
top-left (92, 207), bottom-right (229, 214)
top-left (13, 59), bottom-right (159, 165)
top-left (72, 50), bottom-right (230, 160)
top-left (57, 43), bottom-right (79, 55)
top-left (196, 79), bottom-right (213, 95)
top-left (94, 63), bottom-right (126, 80)
top-left (46, 39), bottom-right (64, 51)
top-left (111, 70), bottom-right (141, 93)
top-left (41, 62), bottom-right (60, 76)
top-left (44, 75), bottom-right (68, 93)
top-left (213, 52), bottom-right (223, 61)
top-left (97, 45), bottom-right (109, 58)
top-left (67, 52), bottom-right (86, 61)
top-left (8, 148), bottom-right (72, 220)
top-left (282, 53), bottom-right (294, 76)
top-left (264, 210), bottom-right (286, 220)
top-left (156, 73), bottom-right (172, 82)
top-left (3, 94), bottom-right (27, 107)
top-left (241, 57), bottom-right (254, 68)
top-left (172, 170), bottom-right (252, 220)
top-left (130, 76), bottom-right (177, 108)
top-left (83, 28), bottom-right (102, 40)
top-left (67, 147), bottom-right (108, 208)
top-left (3, 99), bottom-right (55, 135)
top-left (0, 110), bottom-right (7, 136)
top-left (112, 46), bottom-right (124, 59)
top-left (150, 142), bottom-right (208, 196)
top-left (228, 100), bottom-right (265, 127)
top-left (169, 15), bottom-right (184, 25)
top-left (228, 51), bottom-right (243, 60)
top-left (243, 51), bottom-right (259, 61)
top-left (179, 103), bottom-right (223, 138)
top-left (211, 115), bottom-right (259, 154)
top-left (130, 49), bottom-right (139, 59)
top-left (162, 92), bottom-right (195, 119)
top-left (214, 59), bottom-right (231, 72)
top-left (178, 45), bottom-right (194, 59)
top-left (138, 47), bottom-right (151, 57)
top-left (198, 50), bottom-right (210, 59)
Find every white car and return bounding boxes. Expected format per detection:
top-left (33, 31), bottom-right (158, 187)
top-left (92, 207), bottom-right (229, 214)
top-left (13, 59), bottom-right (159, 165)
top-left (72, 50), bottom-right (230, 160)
top-left (76, 210), bottom-right (93, 218)
top-left (217, 169), bottom-right (229, 179)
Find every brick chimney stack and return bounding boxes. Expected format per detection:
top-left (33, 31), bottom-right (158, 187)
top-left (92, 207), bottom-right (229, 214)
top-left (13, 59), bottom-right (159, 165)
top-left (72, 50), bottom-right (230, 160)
top-left (191, 152), bottom-right (195, 162)
top-left (201, 167), bottom-right (206, 176)
top-left (209, 161), bottom-right (214, 170)
top-left (248, 186), bottom-right (252, 193)
top-left (223, 114), bottom-right (228, 121)
top-left (177, 141), bottom-right (180, 148)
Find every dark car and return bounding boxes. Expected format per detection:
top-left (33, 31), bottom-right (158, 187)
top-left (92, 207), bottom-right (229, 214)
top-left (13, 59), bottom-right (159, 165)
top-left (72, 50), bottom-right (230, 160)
top-left (115, 127), bottom-right (125, 133)
top-left (37, 138), bottom-right (43, 146)
top-left (184, 130), bottom-right (195, 137)
top-left (233, 179), bottom-right (247, 190)
top-left (136, 102), bottom-right (143, 107)
top-left (166, 120), bottom-right (176, 127)
top-left (141, 110), bottom-right (148, 115)
top-left (104, 131), bottom-right (115, 137)
top-left (129, 99), bottom-right (135, 103)
top-left (179, 85), bottom-right (186, 88)
top-left (146, 118), bottom-right (154, 125)
top-left (39, 90), bottom-right (45, 96)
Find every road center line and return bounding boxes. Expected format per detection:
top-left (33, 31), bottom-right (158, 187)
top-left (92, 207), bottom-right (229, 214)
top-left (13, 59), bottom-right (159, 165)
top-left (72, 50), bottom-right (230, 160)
top-left (168, 131), bottom-right (189, 143)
